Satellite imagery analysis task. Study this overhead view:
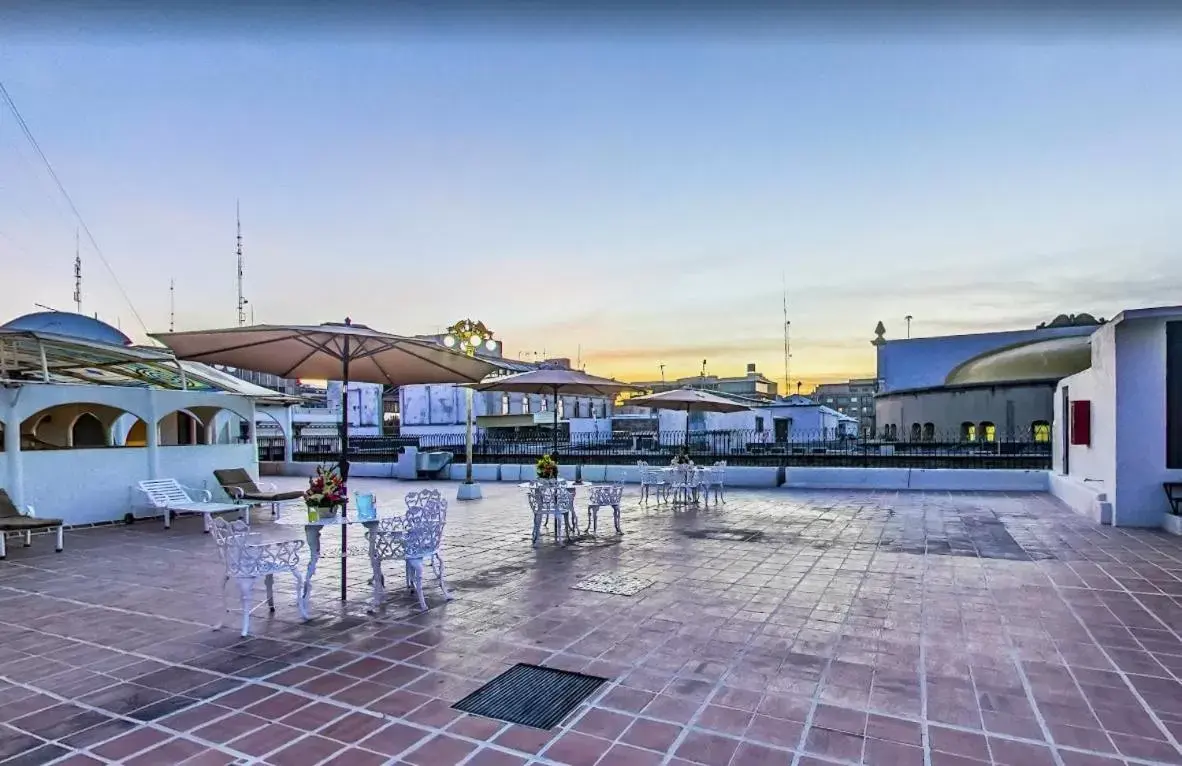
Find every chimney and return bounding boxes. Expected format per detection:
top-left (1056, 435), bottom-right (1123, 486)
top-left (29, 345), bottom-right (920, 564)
top-left (746, 363), bottom-right (757, 377)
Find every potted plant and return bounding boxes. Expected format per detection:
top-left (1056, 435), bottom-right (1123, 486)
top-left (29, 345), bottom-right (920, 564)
top-left (672, 448), bottom-right (693, 466)
top-left (536, 454), bottom-right (559, 481)
top-left (303, 464), bottom-right (346, 521)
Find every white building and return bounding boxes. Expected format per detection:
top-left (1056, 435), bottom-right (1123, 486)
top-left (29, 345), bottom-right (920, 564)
top-left (0, 312), bottom-right (293, 526)
top-left (398, 355), bottom-right (615, 443)
top-left (1050, 305), bottom-right (1182, 528)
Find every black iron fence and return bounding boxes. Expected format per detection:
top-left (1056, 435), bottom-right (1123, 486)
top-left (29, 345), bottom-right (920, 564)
top-left (266, 428), bottom-right (1052, 469)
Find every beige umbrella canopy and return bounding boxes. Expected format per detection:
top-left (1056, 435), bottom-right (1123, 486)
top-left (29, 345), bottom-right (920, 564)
top-left (624, 388), bottom-right (751, 446)
top-left (153, 319), bottom-right (502, 602)
top-left (467, 368), bottom-right (645, 454)
top-left (150, 320), bottom-right (499, 386)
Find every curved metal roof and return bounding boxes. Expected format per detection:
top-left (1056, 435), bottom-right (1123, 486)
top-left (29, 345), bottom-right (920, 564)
top-left (1, 312), bottom-right (132, 346)
top-left (945, 334), bottom-right (1092, 386)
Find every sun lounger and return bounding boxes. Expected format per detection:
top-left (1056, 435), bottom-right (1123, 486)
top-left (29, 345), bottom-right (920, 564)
top-left (213, 468), bottom-right (303, 518)
top-left (136, 479), bottom-right (249, 531)
top-left (0, 488), bottom-right (63, 559)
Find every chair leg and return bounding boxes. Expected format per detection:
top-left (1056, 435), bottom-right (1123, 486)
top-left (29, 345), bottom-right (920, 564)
top-left (264, 573), bottom-right (275, 612)
top-left (215, 574), bottom-right (231, 630)
top-left (236, 577), bottom-right (256, 636)
top-left (55, 525), bottom-right (63, 553)
top-left (292, 568), bottom-right (310, 621)
top-left (532, 514), bottom-right (542, 548)
top-left (407, 558), bottom-right (427, 611)
top-left (367, 543), bottom-right (386, 612)
top-left (553, 513), bottom-right (560, 544)
top-left (432, 553), bottom-right (453, 601)
top-left (24, 530), bottom-right (31, 548)
top-left (0, 532), bottom-right (6, 560)
top-left (613, 504), bottom-right (622, 535)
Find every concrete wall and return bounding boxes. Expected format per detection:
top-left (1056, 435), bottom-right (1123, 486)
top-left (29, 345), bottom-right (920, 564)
top-left (19, 443), bottom-right (258, 526)
top-left (877, 382), bottom-right (1056, 439)
top-left (1052, 313), bottom-right (1182, 528)
top-left (1113, 316), bottom-right (1182, 525)
top-left (265, 460), bottom-right (1054, 493)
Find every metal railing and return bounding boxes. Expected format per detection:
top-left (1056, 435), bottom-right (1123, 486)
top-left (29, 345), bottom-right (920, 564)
top-left (266, 428), bottom-right (1052, 469)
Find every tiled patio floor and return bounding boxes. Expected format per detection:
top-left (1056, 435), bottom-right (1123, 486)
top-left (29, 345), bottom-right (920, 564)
top-left (3, 480), bottom-right (1182, 765)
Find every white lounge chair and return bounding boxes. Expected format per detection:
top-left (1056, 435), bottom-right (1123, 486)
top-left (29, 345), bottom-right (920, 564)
top-left (137, 479), bottom-right (250, 531)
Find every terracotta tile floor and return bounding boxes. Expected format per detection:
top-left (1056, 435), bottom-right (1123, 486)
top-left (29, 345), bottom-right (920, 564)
top-left (3, 479), bottom-right (1182, 765)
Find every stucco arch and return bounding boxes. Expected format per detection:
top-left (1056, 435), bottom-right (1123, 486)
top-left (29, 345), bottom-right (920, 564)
top-left (156, 408), bottom-right (207, 446)
top-left (19, 402), bottom-right (136, 449)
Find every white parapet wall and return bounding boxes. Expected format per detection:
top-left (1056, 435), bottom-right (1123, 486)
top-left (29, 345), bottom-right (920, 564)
top-left (23, 443), bottom-right (259, 526)
top-left (1047, 473), bottom-right (1113, 524)
top-left (262, 461), bottom-right (1054, 494)
top-left (783, 467), bottom-right (1049, 492)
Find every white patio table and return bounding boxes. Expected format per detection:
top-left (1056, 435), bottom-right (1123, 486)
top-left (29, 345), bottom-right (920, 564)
top-left (273, 506), bottom-right (399, 605)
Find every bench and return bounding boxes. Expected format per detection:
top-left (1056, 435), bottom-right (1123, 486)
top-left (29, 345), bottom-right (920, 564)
top-left (136, 479), bottom-right (249, 532)
top-left (0, 488), bottom-right (64, 559)
top-left (1165, 483), bottom-right (1182, 516)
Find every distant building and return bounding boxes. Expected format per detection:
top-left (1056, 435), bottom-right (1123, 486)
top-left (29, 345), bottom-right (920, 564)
top-left (873, 313), bottom-right (1104, 441)
top-left (809, 378), bottom-right (879, 436)
top-left (398, 346), bottom-right (616, 441)
top-left (631, 363), bottom-right (778, 401)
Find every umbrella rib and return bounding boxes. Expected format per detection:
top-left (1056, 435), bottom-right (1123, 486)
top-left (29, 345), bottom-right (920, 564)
top-left (164, 332), bottom-right (301, 361)
top-left (394, 344), bottom-right (488, 380)
top-left (279, 342), bottom-right (332, 379)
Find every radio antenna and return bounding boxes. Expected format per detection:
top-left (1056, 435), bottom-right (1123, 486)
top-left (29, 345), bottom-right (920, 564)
top-left (73, 229), bottom-right (82, 314)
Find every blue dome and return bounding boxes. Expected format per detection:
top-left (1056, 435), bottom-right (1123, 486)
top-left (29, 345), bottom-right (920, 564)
top-left (1, 312), bottom-right (132, 346)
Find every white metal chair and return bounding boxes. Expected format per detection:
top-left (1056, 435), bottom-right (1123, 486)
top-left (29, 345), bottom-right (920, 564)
top-left (637, 461), bottom-right (667, 505)
top-left (528, 483), bottom-right (575, 547)
top-left (585, 483), bottom-right (624, 536)
top-left (366, 489), bottom-right (452, 611)
top-left (210, 518), bottom-right (308, 636)
top-left (137, 479), bottom-right (250, 531)
top-left (706, 461), bottom-right (727, 504)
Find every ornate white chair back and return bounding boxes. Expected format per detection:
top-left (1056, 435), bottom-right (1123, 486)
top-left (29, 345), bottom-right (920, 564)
top-left (404, 489), bottom-right (447, 558)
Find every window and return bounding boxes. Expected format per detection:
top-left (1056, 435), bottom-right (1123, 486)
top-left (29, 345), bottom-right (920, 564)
top-left (850, 396), bottom-right (859, 403)
top-left (1032, 420), bottom-right (1050, 442)
top-left (980, 422), bottom-right (996, 442)
top-left (540, 396), bottom-right (548, 412)
top-left (557, 398), bottom-right (565, 419)
top-left (573, 400), bottom-right (582, 418)
top-left (755, 416), bottom-right (765, 431)
top-left (522, 396), bottom-right (531, 415)
top-left (961, 422), bottom-right (976, 442)
top-left (501, 393), bottom-right (510, 415)
top-left (910, 423), bottom-right (922, 441)
top-left (922, 423), bottom-right (935, 441)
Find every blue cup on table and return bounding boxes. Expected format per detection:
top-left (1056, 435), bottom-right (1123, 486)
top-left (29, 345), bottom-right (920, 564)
top-left (355, 493), bottom-right (377, 521)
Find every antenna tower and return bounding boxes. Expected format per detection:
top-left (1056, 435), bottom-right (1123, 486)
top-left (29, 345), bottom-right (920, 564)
top-left (781, 275), bottom-right (791, 395)
top-left (72, 229), bottom-right (81, 314)
top-left (169, 278), bottom-right (176, 333)
top-left (235, 201), bottom-right (247, 326)
top-left (659, 363), bottom-right (665, 383)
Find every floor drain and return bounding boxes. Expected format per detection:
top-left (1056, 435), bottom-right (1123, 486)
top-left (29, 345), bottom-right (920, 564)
top-left (452, 663), bottom-right (608, 730)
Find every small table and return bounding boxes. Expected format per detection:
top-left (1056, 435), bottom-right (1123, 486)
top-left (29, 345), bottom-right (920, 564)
top-left (274, 507), bottom-right (398, 603)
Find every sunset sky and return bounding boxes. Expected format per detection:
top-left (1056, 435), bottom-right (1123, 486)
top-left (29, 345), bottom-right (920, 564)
top-left (2, 23), bottom-right (1180, 390)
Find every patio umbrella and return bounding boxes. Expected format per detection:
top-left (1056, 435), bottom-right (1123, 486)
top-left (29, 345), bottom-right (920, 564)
top-left (151, 319), bottom-right (501, 600)
top-left (466, 368), bottom-right (644, 456)
top-left (624, 388), bottom-right (751, 448)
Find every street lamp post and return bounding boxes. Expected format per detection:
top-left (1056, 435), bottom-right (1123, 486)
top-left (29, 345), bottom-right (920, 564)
top-left (444, 319), bottom-right (496, 501)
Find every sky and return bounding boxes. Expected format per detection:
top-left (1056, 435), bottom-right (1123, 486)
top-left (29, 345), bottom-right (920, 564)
top-left (2, 21), bottom-right (1181, 390)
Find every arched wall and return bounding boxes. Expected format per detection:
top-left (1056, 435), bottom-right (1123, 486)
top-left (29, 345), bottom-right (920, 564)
top-left (19, 403), bottom-right (134, 448)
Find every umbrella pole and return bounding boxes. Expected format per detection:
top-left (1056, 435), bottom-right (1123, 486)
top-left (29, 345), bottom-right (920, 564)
top-left (685, 405), bottom-right (691, 452)
top-left (552, 385), bottom-right (559, 458)
top-left (339, 338), bottom-right (350, 602)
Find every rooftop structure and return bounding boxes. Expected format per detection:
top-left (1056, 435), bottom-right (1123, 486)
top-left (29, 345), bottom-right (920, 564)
top-left (631, 362), bottom-right (779, 401)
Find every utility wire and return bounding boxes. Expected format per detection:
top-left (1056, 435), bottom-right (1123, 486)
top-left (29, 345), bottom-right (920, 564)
top-left (0, 79), bottom-right (152, 339)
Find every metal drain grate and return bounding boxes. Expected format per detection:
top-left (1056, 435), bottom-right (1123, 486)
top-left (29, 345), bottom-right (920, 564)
top-left (452, 663), bottom-right (608, 730)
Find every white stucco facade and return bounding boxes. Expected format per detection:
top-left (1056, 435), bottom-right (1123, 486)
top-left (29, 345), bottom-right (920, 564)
top-left (1051, 307), bottom-right (1182, 528)
top-left (398, 383), bottom-right (612, 438)
top-left (1, 383), bottom-right (262, 526)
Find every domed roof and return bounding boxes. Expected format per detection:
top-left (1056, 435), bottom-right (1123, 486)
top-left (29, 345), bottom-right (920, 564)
top-left (945, 334), bottom-right (1092, 386)
top-left (1, 312), bottom-right (132, 347)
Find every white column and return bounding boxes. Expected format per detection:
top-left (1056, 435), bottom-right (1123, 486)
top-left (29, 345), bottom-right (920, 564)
top-left (3, 399), bottom-right (23, 508)
top-left (283, 405), bottom-right (294, 463)
top-left (145, 391), bottom-right (160, 479)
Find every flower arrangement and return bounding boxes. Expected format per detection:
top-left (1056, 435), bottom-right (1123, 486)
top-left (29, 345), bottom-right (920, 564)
top-left (304, 464), bottom-right (347, 508)
top-left (536, 454), bottom-right (559, 480)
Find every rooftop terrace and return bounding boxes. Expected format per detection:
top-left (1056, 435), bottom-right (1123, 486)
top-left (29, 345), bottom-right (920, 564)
top-left (2, 481), bottom-right (1182, 765)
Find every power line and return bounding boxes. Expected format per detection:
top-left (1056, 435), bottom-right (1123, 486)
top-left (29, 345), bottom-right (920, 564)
top-left (0, 79), bottom-right (151, 338)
